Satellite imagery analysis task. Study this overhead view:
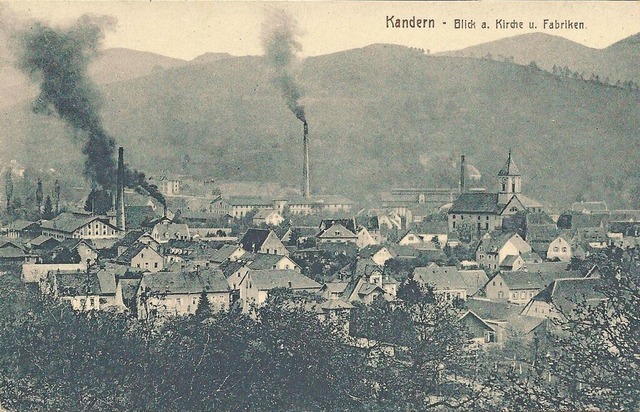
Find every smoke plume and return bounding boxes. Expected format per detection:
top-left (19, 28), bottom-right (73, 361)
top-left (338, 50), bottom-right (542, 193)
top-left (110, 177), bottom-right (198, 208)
top-left (261, 10), bottom-right (306, 122)
top-left (15, 15), bottom-right (117, 189)
top-left (14, 15), bottom-right (166, 208)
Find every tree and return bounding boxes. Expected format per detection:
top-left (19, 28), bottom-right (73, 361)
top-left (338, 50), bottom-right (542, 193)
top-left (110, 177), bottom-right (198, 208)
top-left (35, 178), bottom-right (43, 217)
top-left (53, 179), bottom-right (61, 215)
top-left (349, 291), bottom-right (491, 410)
top-left (4, 169), bottom-right (13, 213)
top-left (43, 195), bottom-right (54, 220)
top-left (194, 290), bottom-right (213, 319)
top-left (498, 246), bottom-right (640, 410)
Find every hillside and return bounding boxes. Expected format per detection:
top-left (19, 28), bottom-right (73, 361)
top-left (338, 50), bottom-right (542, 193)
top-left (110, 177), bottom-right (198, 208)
top-left (439, 32), bottom-right (640, 85)
top-left (0, 47), bottom-right (187, 108)
top-left (1, 43), bottom-right (639, 210)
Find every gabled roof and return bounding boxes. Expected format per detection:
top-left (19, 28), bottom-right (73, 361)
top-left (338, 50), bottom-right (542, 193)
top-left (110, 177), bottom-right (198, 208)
top-left (319, 218), bottom-right (357, 233)
top-left (497, 151), bottom-right (521, 177)
top-left (497, 267), bottom-right (579, 291)
top-left (464, 298), bottom-right (522, 322)
top-left (204, 244), bottom-right (244, 263)
top-left (8, 220), bottom-right (40, 231)
top-left (142, 268), bottom-right (229, 294)
top-left (531, 277), bottom-right (605, 314)
top-left (413, 266), bottom-right (468, 292)
top-left (248, 270), bottom-right (321, 291)
top-left (240, 228), bottom-right (273, 252)
top-left (317, 223), bottom-right (357, 239)
top-left (115, 230), bottom-right (151, 249)
top-left (116, 243), bottom-right (161, 264)
top-left (514, 194), bottom-right (543, 209)
top-left (321, 280), bottom-right (350, 295)
top-left (449, 193), bottom-right (501, 214)
top-left (500, 255), bottom-right (522, 268)
top-left (41, 213), bottom-right (118, 233)
top-left (30, 234), bottom-right (60, 248)
top-left (54, 269), bottom-right (116, 297)
top-left (218, 260), bottom-right (247, 279)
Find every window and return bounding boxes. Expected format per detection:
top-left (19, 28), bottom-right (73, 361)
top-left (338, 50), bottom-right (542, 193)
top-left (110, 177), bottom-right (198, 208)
top-left (154, 262), bottom-right (158, 268)
top-left (562, 247), bottom-right (567, 252)
top-left (553, 247), bottom-right (559, 252)
top-left (492, 281), bottom-right (495, 286)
top-left (521, 292), bottom-right (526, 299)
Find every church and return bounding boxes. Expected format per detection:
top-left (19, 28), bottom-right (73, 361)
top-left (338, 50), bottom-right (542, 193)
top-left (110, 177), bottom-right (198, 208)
top-left (447, 151), bottom-right (543, 234)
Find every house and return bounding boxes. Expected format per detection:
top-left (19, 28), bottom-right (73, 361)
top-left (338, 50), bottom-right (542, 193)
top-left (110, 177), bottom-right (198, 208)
top-left (239, 228), bottom-right (289, 256)
top-left (114, 230), bottom-right (159, 257)
top-left (252, 209), bottom-right (285, 227)
top-left (116, 243), bottom-right (164, 272)
top-left (137, 268), bottom-right (230, 319)
top-left (521, 277), bottom-right (605, 319)
top-left (459, 310), bottom-right (499, 345)
top-left (28, 235), bottom-right (61, 251)
top-left (209, 196), bottom-right (273, 218)
top-left (448, 151), bottom-right (543, 236)
top-left (150, 221), bottom-right (190, 243)
top-left (475, 232), bottom-right (532, 270)
top-left (464, 297), bottom-right (525, 344)
top-left (316, 224), bottom-right (358, 244)
top-left (160, 177), bottom-right (182, 196)
top-left (41, 212), bottom-right (121, 241)
top-left (355, 226), bottom-right (379, 249)
top-left (206, 244), bottom-right (246, 264)
top-left (0, 240), bottom-right (38, 264)
top-left (499, 254), bottom-right (525, 271)
top-left (546, 235), bottom-right (573, 262)
top-left (340, 260), bottom-right (398, 303)
top-left (358, 245), bottom-right (396, 266)
top-left (280, 226), bottom-right (320, 247)
top-left (44, 268), bottom-right (121, 312)
top-left (221, 253), bottom-right (301, 291)
top-left (412, 264), bottom-right (488, 301)
top-left (485, 263), bottom-right (582, 304)
top-left (49, 239), bottom-right (98, 265)
top-left (239, 269), bottom-right (321, 313)
top-left (7, 220), bottom-right (41, 239)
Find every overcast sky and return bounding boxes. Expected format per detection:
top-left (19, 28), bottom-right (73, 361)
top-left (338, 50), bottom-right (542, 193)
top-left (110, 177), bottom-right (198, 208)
top-left (2, 1), bottom-right (640, 60)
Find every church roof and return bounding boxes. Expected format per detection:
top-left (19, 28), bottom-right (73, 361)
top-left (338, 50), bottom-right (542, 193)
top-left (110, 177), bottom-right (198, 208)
top-left (449, 193), bottom-right (501, 214)
top-left (497, 151), bottom-right (521, 177)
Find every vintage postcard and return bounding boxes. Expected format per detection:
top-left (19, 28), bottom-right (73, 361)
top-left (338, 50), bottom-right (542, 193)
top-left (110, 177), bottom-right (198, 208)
top-left (0, 1), bottom-right (639, 411)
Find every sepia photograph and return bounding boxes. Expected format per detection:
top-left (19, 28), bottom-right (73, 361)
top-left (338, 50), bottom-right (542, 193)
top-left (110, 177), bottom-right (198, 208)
top-left (0, 1), bottom-right (639, 410)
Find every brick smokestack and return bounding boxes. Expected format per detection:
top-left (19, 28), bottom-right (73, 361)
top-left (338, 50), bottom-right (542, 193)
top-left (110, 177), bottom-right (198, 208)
top-left (460, 154), bottom-right (466, 194)
top-left (302, 120), bottom-right (310, 198)
top-left (116, 147), bottom-right (126, 232)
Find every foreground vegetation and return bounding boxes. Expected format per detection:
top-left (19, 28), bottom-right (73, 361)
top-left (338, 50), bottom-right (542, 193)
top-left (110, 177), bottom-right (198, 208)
top-left (0, 246), bottom-right (638, 411)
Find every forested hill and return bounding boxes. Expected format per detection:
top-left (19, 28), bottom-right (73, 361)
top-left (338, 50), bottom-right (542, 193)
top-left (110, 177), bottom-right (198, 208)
top-left (1, 42), bottom-right (639, 209)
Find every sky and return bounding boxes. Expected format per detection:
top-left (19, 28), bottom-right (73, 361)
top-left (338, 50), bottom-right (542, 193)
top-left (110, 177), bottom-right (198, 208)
top-left (1, 1), bottom-right (640, 60)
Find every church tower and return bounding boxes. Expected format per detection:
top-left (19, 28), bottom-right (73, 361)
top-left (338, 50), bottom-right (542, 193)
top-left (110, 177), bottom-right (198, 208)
top-left (497, 149), bottom-right (521, 204)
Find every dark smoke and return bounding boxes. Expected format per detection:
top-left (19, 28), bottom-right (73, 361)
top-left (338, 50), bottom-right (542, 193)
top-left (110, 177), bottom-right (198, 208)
top-left (125, 169), bottom-right (166, 208)
top-left (15, 15), bottom-right (117, 189)
top-left (14, 15), bottom-right (166, 208)
top-left (261, 10), bottom-right (306, 122)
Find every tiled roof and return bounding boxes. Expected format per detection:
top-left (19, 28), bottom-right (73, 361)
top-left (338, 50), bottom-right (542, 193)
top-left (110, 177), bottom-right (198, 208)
top-left (464, 298), bottom-right (522, 322)
top-left (246, 253), bottom-right (294, 270)
top-left (240, 228), bottom-right (272, 251)
top-left (317, 223), bottom-right (357, 239)
top-left (204, 244), bottom-right (244, 263)
top-left (449, 193), bottom-right (501, 214)
top-left (142, 268), bottom-right (229, 294)
top-left (30, 235), bottom-right (60, 247)
top-left (319, 219), bottom-right (357, 233)
top-left (248, 269), bottom-right (321, 291)
top-left (54, 269), bottom-right (116, 296)
top-left (253, 209), bottom-right (279, 219)
top-left (8, 220), bottom-right (39, 231)
top-left (116, 243), bottom-right (158, 264)
top-left (41, 213), bottom-right (116, 233)
top-left (532, 277), bottom-right (605, 314)
top-left (225, 197), bottom-right (273, 207)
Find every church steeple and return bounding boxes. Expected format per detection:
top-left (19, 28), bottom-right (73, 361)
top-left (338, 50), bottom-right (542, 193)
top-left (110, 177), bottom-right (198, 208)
top-left (498, 149), bottom-right (521, 204)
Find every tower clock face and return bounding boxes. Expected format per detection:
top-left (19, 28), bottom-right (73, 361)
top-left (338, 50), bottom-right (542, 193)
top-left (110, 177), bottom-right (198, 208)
top-left (501, 177), bottom-right (509, 185)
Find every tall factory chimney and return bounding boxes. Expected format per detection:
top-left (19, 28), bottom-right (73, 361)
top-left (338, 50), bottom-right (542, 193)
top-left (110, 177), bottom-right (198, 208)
top-left (116, 147), bottom-right (126, 232)
top-left (460, 154), bottom-right (466, 194)
top-left (302, 120), bottom-right (310, 198)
